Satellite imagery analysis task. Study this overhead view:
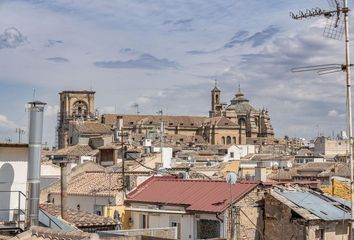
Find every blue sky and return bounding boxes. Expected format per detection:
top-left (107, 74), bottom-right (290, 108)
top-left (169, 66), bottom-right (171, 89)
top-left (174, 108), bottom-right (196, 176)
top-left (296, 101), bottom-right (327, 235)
top-left (0, 0), bottom-right (352, 146)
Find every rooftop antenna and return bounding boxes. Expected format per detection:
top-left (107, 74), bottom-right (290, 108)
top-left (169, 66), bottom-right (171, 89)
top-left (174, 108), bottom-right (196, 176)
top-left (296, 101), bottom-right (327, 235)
top-left (133, 103), bottom-right (140, 115)
top-left (238, 84), bottom-right (241, 93)
top-left (32, 88), bottom-right (36, 101)
top-left (290, 0), bottom-right (354, 235)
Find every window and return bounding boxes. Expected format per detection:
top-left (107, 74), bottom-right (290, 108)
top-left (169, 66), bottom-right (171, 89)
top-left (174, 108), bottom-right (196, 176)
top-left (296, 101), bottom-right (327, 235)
top-left (230, 152), bottom-right (234, 158)
top-left (315, 229), bottom-right (324, 240)
top-left (197, 219), bottom-right (220, 239)
top-left (140, 214), bottom-right (148, 229)
top-left (226, 136), bottom-right (231, 144)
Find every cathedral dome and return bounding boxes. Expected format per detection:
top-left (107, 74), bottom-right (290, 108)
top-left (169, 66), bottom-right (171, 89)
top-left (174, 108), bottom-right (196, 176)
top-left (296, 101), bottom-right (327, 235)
top-left (226, 90), bottom-right (257, 113)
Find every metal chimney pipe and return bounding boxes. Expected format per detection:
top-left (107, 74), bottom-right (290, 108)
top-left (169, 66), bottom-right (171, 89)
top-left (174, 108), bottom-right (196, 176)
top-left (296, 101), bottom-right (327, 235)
top-left (26, 101), bottom-right (46, 227)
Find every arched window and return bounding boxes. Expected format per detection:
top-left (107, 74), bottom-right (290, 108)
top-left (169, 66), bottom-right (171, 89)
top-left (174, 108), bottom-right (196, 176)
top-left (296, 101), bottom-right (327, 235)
top-left (238, 118), bottom-right (246, 126)
top-left (226, 136), bottom-right (231, 144)
top-left (72, 100), bottom-right (88, 117)
top-left (221, 136), bottom-right (225, 145)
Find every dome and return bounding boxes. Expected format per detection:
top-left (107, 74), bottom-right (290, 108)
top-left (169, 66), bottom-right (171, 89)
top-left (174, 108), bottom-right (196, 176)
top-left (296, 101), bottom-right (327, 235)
top-left (226, 90), bottom-right (257, 113)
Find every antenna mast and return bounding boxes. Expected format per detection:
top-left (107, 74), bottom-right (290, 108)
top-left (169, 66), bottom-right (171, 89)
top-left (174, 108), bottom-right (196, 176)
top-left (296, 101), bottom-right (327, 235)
top-left (291, 0), bottom-right (353, 235)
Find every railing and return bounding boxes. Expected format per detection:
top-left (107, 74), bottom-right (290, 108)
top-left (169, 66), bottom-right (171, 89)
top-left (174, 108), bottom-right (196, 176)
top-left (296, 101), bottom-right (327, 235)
top-left (0, 191), bottom-right (26, 230)
top-left (39, 208), bottom-right (62, 229)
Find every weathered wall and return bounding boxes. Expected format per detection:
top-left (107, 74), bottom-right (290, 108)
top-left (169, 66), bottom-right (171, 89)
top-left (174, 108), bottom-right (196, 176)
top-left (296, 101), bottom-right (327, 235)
top-left (321, 179), bottom-right (351, 201)
top-left (234, 187), bottom-right (264, 240)
top-left (264, 194), bottom-right (305, 240)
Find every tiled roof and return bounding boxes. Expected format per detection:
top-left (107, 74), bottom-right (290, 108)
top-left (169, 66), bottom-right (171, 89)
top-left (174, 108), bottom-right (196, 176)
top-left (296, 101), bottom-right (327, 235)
top-left (49, 171), bottom-right (123, 196)
top-left (127, 176), bottom-right (258, 213)
top-left (203, 116), bottom-right (238, 127)
top-left (40, 204), bottom-right (116, 228)
top-left (74, 122), bottom-right (112, 134)
top-left (297, 162), bottom-right (335, 172)
top-left (102, 114), bottom-right (207, 127)
top-left (10, 226), bottom-right (97, 240)
top-left (53, 145), bottom-right (94, 157)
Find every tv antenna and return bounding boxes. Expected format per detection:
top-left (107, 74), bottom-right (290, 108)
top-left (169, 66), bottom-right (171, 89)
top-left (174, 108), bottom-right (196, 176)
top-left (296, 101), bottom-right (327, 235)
top-left (291, 0), bottom-right (354, 235)
top-left (290, 0), bottom-right (345, 40)
top-left (132, 103), bottom-right (140, 115)
top-left (291, 63), bottom-right (353, 75)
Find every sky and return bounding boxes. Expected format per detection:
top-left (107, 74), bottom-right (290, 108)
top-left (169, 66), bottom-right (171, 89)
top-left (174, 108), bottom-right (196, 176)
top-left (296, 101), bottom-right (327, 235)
top-left (0, 0), bottom-right (353, 147)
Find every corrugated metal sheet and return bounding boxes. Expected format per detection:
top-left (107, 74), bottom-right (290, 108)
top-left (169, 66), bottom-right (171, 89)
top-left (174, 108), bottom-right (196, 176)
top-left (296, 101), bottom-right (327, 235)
top-left (275, 189), bottom-right (351, 221)
top-left (323, 194), bottom-right (351, 208)
top-left (127, 177), bottom-right (258, 213)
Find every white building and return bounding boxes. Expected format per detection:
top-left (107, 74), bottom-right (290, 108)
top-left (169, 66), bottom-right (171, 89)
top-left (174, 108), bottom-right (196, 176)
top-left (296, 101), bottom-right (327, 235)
top-left (0, 143), bottom-right (28, 222)
top-left (125, 176), bottom-right (261, 240)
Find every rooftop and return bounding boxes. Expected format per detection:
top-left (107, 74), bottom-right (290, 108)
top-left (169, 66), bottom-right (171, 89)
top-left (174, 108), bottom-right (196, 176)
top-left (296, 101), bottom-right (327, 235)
top-left (48, 171), bottom-right (123, 196)
top-left (40, 204), bottom-right (117, 228)
top-left (127, 176), bottom-right (258, 213)
top-left (9, 226), bottom-right (97, 240)
top-left (270, 187), bottom-right (351, 221)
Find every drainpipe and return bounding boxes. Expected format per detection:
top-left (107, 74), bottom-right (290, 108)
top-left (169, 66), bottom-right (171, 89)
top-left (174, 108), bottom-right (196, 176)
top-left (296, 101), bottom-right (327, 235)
top-left (26, 101), bottom-right (46, 228)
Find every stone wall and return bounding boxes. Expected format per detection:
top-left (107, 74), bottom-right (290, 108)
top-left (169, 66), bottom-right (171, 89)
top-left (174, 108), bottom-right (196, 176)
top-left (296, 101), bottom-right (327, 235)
top-left (264, 194), bottom-right (306, 240)
top-left (233, 187), bottom-right (264, 240)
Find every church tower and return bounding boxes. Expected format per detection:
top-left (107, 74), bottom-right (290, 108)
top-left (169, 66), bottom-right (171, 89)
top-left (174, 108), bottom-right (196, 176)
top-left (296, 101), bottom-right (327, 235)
top-left (57, 90), bottom-right (96, 149)
top-left (209, 81), bottom-right (221, 117)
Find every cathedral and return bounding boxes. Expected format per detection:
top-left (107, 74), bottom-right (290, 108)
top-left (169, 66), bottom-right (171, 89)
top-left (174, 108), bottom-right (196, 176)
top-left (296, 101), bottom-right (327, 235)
top-left (209, 84), bottom-right (274, 139)
top-left (57, 86), bottom-right (274, 149)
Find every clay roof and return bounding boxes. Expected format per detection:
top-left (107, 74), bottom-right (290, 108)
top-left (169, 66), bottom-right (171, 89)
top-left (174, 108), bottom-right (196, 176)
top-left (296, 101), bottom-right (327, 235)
top-left (127, 176), bottom-right (258, 213)
top-left (203, 116), bottom-right (238, 127)
top-left (102, 114), bottom-right (207, 127)
top-left (53, 145), bottom-right (94, 157)
top-left (297, 162), bottom-right (335, 172)
top-left (49, 171), bottom-right (123, 196)
top-left (267, 169), bottom-right (296, 181)
top-left (74, 122), bottom-right (112, 134)
top-left (40, 204), bottom-right (116, 228)
top-left (9, 226), bottom-right (97, 240)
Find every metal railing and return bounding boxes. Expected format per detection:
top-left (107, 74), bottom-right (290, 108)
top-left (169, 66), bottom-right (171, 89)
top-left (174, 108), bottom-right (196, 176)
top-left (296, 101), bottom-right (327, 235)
top-left (0, 191), bottom-right (26, 230)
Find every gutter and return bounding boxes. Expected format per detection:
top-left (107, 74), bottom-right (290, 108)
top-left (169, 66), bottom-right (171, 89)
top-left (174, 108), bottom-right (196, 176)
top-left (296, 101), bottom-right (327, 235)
top-left (125, 207), bottom-right (186, 214)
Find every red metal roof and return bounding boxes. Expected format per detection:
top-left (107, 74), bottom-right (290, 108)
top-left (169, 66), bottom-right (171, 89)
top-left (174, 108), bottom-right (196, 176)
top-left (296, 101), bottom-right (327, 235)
top-left (127, 176), bottom-right (258, 213)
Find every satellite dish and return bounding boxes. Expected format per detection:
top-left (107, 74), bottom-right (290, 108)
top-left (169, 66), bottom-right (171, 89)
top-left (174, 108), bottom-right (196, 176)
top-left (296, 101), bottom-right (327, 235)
top-left (226, 172), bottom-right (237, 185)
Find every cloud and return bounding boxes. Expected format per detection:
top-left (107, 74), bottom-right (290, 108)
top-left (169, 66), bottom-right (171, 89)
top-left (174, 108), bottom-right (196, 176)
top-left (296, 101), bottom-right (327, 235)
top-left (0, 27), bottom-right (28, 49)
top-left (45, 39), bottom-right (64, 47)
top-left (224, 25), bottom-right (280, 48)
top-left (44, 105), bottom-right (59, 117)
top-left (0, 114), bottom-right (17, 129)
top-left (163, 18), bottom-right (194, 31)
top-left (94, 54), bottom-right (179, 70)
top-left (45, 57), bottom-right (69, 63)
top-left (119, 48), bottom-right (138, 54)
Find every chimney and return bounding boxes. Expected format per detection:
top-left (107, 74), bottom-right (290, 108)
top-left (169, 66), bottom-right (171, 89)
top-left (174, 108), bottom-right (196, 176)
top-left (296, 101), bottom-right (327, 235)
top-left (26, 101), bottom-right (46, 227)
top-left (255, 161), bottom-right (267, 182)
top-left (115, 115), bottom-right (123, 142)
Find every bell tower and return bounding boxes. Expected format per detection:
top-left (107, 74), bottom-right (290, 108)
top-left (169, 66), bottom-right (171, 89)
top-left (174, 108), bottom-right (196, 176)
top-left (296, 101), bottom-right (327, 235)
top-left (209, 80), bottom-right (221, 117)
top-left (57, 90), bottom-right (96, 149)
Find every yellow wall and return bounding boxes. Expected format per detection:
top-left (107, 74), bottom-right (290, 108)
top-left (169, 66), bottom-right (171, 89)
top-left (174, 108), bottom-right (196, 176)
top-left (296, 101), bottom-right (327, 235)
top-left (321, 179), bottom-right (351, 202)
top-left (104, 205), bottom-right (131, 229)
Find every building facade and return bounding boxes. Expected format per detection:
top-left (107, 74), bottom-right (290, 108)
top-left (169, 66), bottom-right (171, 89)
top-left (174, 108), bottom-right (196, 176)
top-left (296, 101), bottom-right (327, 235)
top-left (210, 85), bottom-right (274, 139)
top-left (57, 90), bottom-right (97, 149)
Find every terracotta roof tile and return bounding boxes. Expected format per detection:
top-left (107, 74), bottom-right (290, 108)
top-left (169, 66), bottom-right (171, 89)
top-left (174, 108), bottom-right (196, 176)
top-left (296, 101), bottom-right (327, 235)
top-left (40, 204), bottom-right (116, 228)
top-left (10, 226), bottom-right (97, 240)
top-left (53, 145), bottom-right (94, 157)
top-left (102, 114), bottom-right (207, 127)
top-left (49, 171), bottom-right (123, 196)
top-left (74, 122), bottom-right (112, 134)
